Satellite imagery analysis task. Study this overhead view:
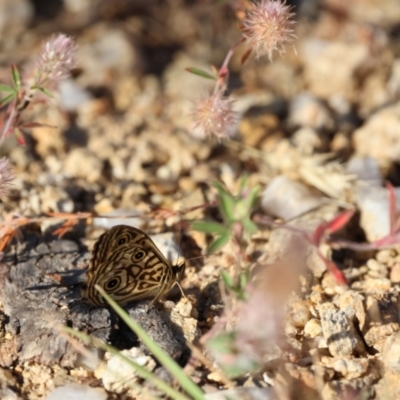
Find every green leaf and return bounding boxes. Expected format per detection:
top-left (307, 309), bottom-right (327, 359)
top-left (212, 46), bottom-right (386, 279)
top-left (207, 331), bottom-right (236, 354)
top-left (63, 327), bottom-right (183, 400)
top-left (208, 232), bottom-right (230, 254)
top-left (185, 67), bottom-right (216, 80)
top-left (0, 92), bottom-right (16, 107)
top-left (95, 286), bottom-right (205, 400)
top-left (191, 221), bottom-right (227, 235)
top-left (221, 270), bottom-right (233, 289)
top-left (11, 64), bottom-right (21, 90)
top-left (213, 182), bottom-right (236, 222)
top-left (245, 185), bottom-right (261, 211)
top-left (239, 175), bottom-right (249, 193)
top-left (239, 270), bottom-right (250, 290)
top-left (242, 218), bottom-right (258, 235)
top-left (37, 87), bottom-right (53, 98)
top-left (0, 84), bottom-right (15, 93)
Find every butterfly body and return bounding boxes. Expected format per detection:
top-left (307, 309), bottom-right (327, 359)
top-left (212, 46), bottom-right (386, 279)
top-left (82, 225), bottom-right (185, 306)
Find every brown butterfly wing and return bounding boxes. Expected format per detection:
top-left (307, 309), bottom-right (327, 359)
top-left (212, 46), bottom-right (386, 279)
top-left (82, 225), bottom-right (176, 306)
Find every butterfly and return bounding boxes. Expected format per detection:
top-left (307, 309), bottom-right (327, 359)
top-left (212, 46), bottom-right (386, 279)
top-left (82, 225), bottom-right (185, 307)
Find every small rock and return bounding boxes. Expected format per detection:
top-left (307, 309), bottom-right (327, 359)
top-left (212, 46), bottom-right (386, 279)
top-left (288, 93), bottom-right (333, 130)
top-left (46, 385), bottom-right (107, 400)
top-left (205, 387), bottom-right (278, 400)
top-left (382, 332), bottom-right (400, 372)
top-left (59, 79), bottom-right (92, 112)
top-left (40, 186), bottom-right (74, 213)
top-left (363, 293), bottom-right (400, 351)
top-left (390, 264), bottom-right (400, 283)
top-left (92, 209), bottom-right (142, 230)
top-left (289, 300), bottom-right (312, 329)
top-left (168, 299), bottom-right (201, 343)
top-left (346, 156), bottom-right (382, 187)
top-left (261, 175), bottom-right (324, 220)
top-left (96, 348), bottom-right (156, 394)
top-left (367, 259), bottom-right (388, 279)
top-left (352, 277), bottom-right (392, 294)
top-left (64, 149), bottom-right (104, 183)
top-left (301, 39), bottom-right (368, 102)
top-left (353, 102), bottom-right (400, 164)
top-left (354, 185), bottom-right (400, 242)
top-left (304, 319), bottom-right (322, 339)
top-left (334, 291), bottom-right (366, 331)
top-left (292, 127), bottom-right (322, 155)
top-left (319, 303), bottom-right (365, 356)
top-left (330, 358), bottom-right (368, 380)
top-left (307, 246), bottom-right (328, 279)
top-left (150, 232), bottom-right (183, 263)
top-left (376, 249), bottom-right (396, 265)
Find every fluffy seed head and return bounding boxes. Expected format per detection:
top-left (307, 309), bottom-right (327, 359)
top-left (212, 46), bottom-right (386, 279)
top-left (242, 0), bottom-right (296, 60)
top-left (191, 92), bottom-right (237, 140)
top-left (0, 158), bottom-right (13, 197)
top-left (35, 34), bottom-right (77, 85)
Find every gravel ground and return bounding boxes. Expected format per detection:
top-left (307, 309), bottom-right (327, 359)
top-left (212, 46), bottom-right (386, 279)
top-left (1, 1), bottom-right (400, 399)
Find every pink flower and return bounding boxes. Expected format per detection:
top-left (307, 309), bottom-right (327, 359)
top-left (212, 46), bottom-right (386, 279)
top-left (34, 34), bottom-right (77, 86)
top-left (0, 158), bottom-right (13, 197)
top-left (242, 0), bottom-right (296, 60)
top-left (191, 92), bottom-right (237, 140)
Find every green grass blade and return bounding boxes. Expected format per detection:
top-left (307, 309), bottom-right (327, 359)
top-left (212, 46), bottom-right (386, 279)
top-left (63, 326), bottom-right (190, 400)
top-left (185, 67), bottom-right (216, 80)
top-left (0, 92), bottom-right (16, 106)
top-left (95, 286), bottom-right (205, 400)
top-left (11, 64), bottom-right (21, 90)
top-left (37, 87), bottom-right (53, 98)
top-left (208, 232), bottom-right (230, 254)
top-left (213, 182), bottom-right (235, 222)
top-left (0, 84), bottom-right (15, 93)
top-left (191, 220), bottom-right (227, 235)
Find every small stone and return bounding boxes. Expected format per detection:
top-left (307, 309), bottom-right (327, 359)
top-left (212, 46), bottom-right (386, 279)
top-left (307, 247), bottom-right (328, 279)
top-left (363, 293), bottom-right (400, 351)
top-left (376, 249), bottom-right (396, 265)
top-left (207, 371), bottom-right (227, 385)
top-left (289, 300), bottom-right (311, 329)
top-left (292, 127), bottom-right (322, 154)
top-left (301, 39), bottom-right (368, 101)
top-left (367, 259), bottom-right (388, 277)
top-left (288, 93), bottom-right (333, 130)
top-left (309, 287), bottom-right (324, 305)
top-left (239, 113), bottom-right (281, 148)
top-left (261, 175), bottom-right (324, 220)
top-left (204, 387), bottom-right (277, 400)
top-left (92, 209), bottom-right (142, 230)
top-left (334, 291), bottom-right (366, 331)
top-left (353, 102), bottom-right (400, 164)
top-left (97, 348), bottom-right (156, 394)
top-left (351, 277), bottom-right (392, 294)
top-left (390, 264), bottom-right (400, 283)
top-left (346, 156), bottom-right (382, 187)
top-left (319, 303), bottom-right (365, 356)
top-left (365, 324), bottom-right (400, 353)
top-left (355, 185), bottom-right (400, 242)
top-left (64, 149), bottom-right (104, 183)
top-left (285, 323), bottom-right (298, 338)
top-left (40, 186), bottom-right (74, 213)
top-left (46, 384), bottom-right (107, 400)
top-left (304, 319), bottom-right (322, 338)
top-left (331, 358), bottom-right (368, 380)
top-left (382, 332), bottom-right (400, 372)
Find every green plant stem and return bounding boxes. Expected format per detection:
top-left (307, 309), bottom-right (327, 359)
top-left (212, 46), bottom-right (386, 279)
top-left (63, 326), bottom-right (190, 400)
top-left (95, 285), bottom-right (206, 400)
